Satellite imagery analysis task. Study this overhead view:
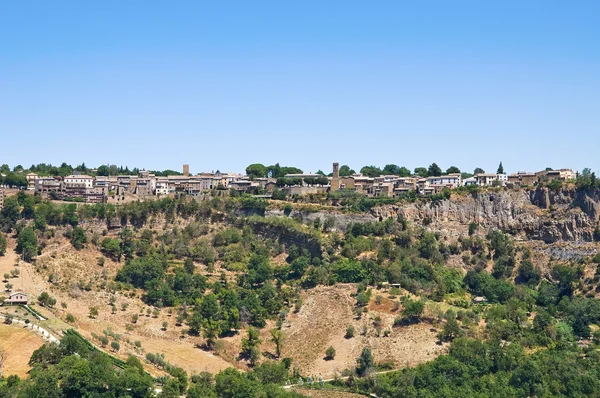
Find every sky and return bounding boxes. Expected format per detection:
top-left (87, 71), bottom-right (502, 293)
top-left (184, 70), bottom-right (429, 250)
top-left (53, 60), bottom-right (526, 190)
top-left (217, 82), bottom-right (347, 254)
top-left (1, 1), bottom-right (599, 175)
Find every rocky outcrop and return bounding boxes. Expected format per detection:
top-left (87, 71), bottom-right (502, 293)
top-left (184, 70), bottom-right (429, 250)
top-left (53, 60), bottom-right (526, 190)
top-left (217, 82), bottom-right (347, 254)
top-left (370, 188), bottom-right (599, 243)
top-left (265, 209), bottom-right (377, 231)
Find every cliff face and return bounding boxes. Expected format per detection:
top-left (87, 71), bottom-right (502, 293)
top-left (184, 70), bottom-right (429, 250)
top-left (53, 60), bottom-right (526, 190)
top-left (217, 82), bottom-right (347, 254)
top-left (369, 188), bottom-right (600, 243)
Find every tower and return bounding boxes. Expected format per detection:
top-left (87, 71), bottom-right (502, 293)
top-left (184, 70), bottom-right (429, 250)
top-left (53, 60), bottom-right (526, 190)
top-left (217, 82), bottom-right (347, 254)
top-left (331, 162), bottom-right (340, 192)
top-left (183, 164), bottom-right (189, 177)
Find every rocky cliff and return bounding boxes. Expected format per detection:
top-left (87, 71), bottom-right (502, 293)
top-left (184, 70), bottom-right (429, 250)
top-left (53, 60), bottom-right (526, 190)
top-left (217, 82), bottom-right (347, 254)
top-left (372, 187), bottom-right (600, 243)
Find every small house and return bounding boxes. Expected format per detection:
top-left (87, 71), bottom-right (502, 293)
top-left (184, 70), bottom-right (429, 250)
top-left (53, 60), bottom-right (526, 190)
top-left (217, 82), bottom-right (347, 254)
top-left (4, 291), bottom-right (29, 305)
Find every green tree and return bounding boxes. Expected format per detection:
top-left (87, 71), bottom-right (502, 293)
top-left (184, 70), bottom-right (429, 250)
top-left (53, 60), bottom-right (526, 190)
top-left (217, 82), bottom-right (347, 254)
top-left (497, 162), bottom-right (504, 174)
top-left (270, 328), bottom-right (284, 358)
top-left (16, 227), bottom-right (37, 261)
top-left (438, 318), bottom-right (463, 342)
top-left (356, 347), bottom-right (374, 376)
top-left (1, 197), bottom-right (21, 226)
top-left (474, 167), bottom-right (485, 174)
top-left (0, 233), bottom-right (6, 256)
top-left (414, 167), bottom-right (428, 178)
top-left (241, 327), bottom-right (262, 366)
top-left (96, 165), bottom-right (110, 176)
top-left (382, 164), bottom-right (410, 176)
top-left (401, 298), bottom-right (424, 324)
top-left (202, 319), bottom-right (221, 349)
top-left (245, 164), bottom-right (268, 180)
top-left (339, 165), bottom-right (355, 177)
top-left (360, 165), bottom-right (383, 177)
top-left (71, 227), bottom-right (88, 250)
top-left (446, 166), bottom-right (461, 174)
top-left (427, 163), bottom-right (442, 177)
top-left (21, 195), bottom-right (36, 219)
top-left (101, 238), bottom-right (122, 261)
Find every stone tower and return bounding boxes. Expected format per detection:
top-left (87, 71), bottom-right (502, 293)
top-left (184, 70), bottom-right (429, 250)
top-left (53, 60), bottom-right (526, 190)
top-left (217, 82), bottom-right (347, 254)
top-left (331, 162), bottom-right (340, 192)
top-left (183, 164), bottom-right (189, 177)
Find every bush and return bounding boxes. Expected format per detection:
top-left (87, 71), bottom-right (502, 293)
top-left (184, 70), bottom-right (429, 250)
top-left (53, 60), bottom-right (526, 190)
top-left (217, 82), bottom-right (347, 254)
top-left (345, 325), bottom-right (355, 339)
top-left (111, 341), bottom-right (120, 352)
top-left (66, 314), bottom-right (76, 323)
top-left (325, 346), bottom-right (336, 360)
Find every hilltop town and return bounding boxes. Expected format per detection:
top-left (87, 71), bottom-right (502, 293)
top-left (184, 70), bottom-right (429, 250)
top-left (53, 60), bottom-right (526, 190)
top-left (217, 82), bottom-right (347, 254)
top-left (0, 160), bottom-right (599, 398)
top-left (0, 162), bottom-right (578, 207)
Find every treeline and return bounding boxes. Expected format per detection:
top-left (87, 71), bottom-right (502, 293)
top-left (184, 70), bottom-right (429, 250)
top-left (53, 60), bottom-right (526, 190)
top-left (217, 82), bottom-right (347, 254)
top-left (348, 337), bottom-right (600, 397)
top-left (0, 162), bottom-right (182, 179)
top-left (0, 333), bottom-right (305, 398)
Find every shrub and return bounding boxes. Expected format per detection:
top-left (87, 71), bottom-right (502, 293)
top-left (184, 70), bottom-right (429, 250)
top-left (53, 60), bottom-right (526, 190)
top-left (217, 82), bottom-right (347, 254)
top-left (111, 341), bottom-right (120, 352)
top-left (325, 346), bottom-right (336, 360)
top-left (345, 325), bottom-right (355, 339)
top-left (66, 314), bottom-right (76, 323)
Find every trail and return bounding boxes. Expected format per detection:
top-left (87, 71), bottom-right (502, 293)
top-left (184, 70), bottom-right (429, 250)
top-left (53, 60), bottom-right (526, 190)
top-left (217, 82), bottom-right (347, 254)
top-left (0, 314), bottom-right (60, 344)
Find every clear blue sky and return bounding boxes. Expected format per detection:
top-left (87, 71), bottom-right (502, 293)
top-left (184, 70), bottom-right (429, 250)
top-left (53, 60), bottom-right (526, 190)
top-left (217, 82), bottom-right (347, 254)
top-left (1, 1), bottom-right (598, 175)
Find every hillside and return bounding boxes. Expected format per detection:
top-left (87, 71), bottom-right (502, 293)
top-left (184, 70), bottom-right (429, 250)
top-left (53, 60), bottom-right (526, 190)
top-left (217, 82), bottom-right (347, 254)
top-left (0, 188), bottom-right (600, 397)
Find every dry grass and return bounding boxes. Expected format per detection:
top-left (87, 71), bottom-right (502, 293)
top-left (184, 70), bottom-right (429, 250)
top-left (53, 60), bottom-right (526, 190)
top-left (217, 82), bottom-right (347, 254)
top-left (0, 324), bottom-right (44, 378)
top-left (282, 285), bottom-right (446, 379)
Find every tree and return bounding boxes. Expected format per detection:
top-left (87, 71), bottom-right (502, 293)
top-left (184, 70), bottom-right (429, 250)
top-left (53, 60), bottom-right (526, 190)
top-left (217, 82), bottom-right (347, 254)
top-left (0, 234), bottom-right (6, 256)
top-left (111, 341), bottom-right (120, 352)
top-left (360, 166), bottom-right (383, 177)
top-left (101, 238), bottom-right (122, 261)
top-left (474, 167), bottom-right (485, 175)
top-left (96, 165), bottom-right (110, 176)
top-left (356, 347), bottom-right (374, 376)
top-left (71, 227), bottom-right (88, 250)
top-left (184, 258), bottom-right (195, 274)
top-left (427, 163), bottom-right (442, 177)
top-left (89, 307), bottom-right (99, 318)
top-left (339, 165), bottom-right (355, 177)
top-left (245, 164), bottom-right (268, 180)
top-left (270, 328), bottom-right (284, 358)
top-left (401, 298), bottom-right (424, 324)
top-left (241, 327), bottom-right (262, 366)
top-left (38, 292), bottom-right (56, 308)
top-left (202, 319), bottom-right (221, 350)
top-left (446, 166), bottom-right (461, 174)
top-left (382, 164), bottom-right (410, 176)
top-left (325, 346), bottom-right (336, 360)
top-left (21, 195), bottom-right (35, 219)
top-left (438, 318), bottom-right (463, 342)
top-left (414, 167), bottom-right (428, 178)
top-left (1, 197), bottom-right (21, 225)
top-left (16, 227), bottom-right (37, 262)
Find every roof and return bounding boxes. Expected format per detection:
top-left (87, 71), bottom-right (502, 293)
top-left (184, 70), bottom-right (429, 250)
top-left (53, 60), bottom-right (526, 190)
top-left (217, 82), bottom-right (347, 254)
top-left (8, 291), bottom-right (28, 298)
top-left (65, 174), bottom-right (93, 179)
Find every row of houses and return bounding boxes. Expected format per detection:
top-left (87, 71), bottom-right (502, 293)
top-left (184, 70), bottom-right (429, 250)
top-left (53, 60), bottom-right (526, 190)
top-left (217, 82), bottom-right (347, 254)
top-left (331, 163), bottom-right (576, 197)
top-left (17, 164), bottom-right (578, 203)
top-left (28, 168), bottom-right (269, 202)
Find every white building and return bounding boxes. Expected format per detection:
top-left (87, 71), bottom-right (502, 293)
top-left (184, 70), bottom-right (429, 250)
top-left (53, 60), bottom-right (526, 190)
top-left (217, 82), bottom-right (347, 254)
top-left (64, 174), bottom-right (94, 189)
top-left (474, 173), bottom-right (507, 187)
top-left (426, 173), bottom-right (462, 189)
top-left (155, 178), bottom-right (169, 195)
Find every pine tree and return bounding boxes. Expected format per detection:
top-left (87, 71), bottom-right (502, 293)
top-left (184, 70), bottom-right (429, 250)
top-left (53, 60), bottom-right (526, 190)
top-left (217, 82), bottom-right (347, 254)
top-left (497, 162), bottom-right (504, 174)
